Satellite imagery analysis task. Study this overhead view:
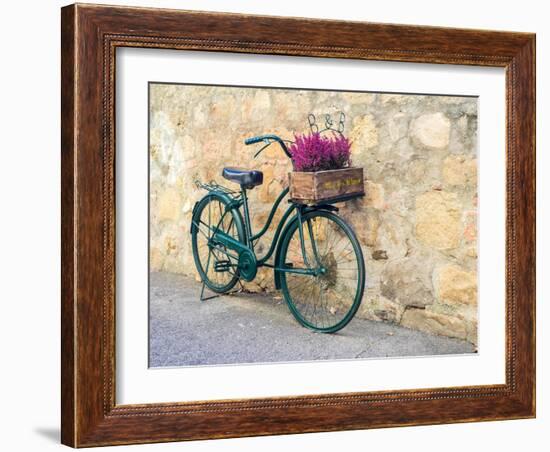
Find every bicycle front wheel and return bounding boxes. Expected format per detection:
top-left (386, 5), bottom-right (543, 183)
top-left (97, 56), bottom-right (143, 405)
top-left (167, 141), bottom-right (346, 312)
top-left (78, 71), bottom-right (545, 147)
top-left (278, 210), bottom-right (365, 333)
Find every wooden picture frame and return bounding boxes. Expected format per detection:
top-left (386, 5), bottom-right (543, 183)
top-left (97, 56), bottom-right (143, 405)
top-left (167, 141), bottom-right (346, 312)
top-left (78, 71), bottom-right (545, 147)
top-left (61, 3), bottom-right (535, 447)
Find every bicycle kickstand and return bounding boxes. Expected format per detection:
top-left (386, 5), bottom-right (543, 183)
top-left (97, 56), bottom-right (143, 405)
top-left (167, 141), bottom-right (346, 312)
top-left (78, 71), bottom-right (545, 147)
top-left (199, 278), bottom-right (245, 302)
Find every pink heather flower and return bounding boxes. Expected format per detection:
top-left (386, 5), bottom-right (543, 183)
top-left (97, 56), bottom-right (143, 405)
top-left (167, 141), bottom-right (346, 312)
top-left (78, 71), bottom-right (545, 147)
top-left (289, 132), bottom-right (352, 172)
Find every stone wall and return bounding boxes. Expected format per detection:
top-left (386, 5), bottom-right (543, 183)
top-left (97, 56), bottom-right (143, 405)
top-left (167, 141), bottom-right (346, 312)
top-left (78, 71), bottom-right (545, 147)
top-left (149, 84), bottom-right (478, 345)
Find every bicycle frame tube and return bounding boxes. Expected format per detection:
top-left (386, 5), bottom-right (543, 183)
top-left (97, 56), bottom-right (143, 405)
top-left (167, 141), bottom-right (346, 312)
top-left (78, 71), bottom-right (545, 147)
top-left (251, 188), bottom-right (289, 242)
top-left (240, 188), bottom-right (254, 250)
top-left (257, 203), bottom-right (296, 266)
top-left (237, 186), bottom-right (298, 267)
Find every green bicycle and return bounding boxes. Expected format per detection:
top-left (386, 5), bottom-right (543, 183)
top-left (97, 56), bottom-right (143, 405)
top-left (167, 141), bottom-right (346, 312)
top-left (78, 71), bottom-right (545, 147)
top-left (191, 134), bottom-right (366, 333)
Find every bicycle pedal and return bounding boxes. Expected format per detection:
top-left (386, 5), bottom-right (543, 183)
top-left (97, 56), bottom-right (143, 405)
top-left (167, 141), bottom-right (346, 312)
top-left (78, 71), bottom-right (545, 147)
top-left (214, 260), bottom-right (231, 272)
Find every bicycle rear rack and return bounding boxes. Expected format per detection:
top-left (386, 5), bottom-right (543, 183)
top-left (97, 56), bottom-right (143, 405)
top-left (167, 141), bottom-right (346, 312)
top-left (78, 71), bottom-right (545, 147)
top-left (195, 179), bottom-right (239, 196)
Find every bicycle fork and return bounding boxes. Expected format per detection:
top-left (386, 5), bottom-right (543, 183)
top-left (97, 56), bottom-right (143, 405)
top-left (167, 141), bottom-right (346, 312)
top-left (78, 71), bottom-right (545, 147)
top-left (296, 208), bottom-right (325, 276)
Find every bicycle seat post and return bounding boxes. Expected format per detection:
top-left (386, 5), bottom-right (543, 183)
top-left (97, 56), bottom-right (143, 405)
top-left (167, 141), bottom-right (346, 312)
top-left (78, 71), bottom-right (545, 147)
top-left (240, 187), bottom-right (254, 251)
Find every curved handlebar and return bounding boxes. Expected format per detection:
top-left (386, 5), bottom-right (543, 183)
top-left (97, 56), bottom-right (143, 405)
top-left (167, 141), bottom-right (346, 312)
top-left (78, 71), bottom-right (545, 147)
top-left (244, 136), bottom-right (264, 145)
top-left (244, 134), bottom-right (291, 158)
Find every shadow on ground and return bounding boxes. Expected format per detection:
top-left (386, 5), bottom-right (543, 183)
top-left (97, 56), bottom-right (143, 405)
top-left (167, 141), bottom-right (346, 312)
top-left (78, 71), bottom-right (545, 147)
top-left (149, 272), bottom-right (475, 367)
top-left (34, 427), bottom-right (59, 443)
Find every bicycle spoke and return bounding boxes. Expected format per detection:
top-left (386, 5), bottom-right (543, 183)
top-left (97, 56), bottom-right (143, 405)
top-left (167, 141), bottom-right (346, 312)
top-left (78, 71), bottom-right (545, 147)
top-left (280, 211), bottom-right (364, 332)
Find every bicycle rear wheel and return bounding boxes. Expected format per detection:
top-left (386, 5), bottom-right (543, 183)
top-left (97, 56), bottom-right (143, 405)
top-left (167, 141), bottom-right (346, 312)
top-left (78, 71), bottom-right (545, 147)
top-left (191, 193), bottom-right (245, 293)
top-left (278, 210), bottom-right (365, 333)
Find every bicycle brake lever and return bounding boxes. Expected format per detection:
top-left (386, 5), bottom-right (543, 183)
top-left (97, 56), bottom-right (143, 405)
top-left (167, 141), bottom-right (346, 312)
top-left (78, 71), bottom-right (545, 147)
top-left (253, 142), bottom-right (271, 159)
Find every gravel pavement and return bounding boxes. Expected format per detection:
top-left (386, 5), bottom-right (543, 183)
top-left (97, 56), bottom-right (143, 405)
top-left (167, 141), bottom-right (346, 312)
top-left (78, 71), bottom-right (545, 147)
top-left (149, 272), bottom-right (475, 367)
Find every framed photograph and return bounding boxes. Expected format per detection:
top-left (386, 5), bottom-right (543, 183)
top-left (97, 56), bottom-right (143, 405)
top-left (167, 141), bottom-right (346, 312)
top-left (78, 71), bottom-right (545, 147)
top-left (61, 3), bottom-right (535, 447)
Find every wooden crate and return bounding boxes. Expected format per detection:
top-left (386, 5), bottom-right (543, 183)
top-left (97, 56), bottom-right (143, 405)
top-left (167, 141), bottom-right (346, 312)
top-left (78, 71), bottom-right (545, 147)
top-left (288, 167), bottom-right (364, 205)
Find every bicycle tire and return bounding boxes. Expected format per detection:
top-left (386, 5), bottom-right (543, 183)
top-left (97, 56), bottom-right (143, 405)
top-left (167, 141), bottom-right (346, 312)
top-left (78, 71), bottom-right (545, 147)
top-left (191, 193), bottom-right (245, 294)
top-left (278, 210), bottom-right (365, 333)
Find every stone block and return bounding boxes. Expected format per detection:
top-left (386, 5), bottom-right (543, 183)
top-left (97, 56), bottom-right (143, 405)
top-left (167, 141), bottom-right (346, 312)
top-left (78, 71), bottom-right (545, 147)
top-left (354, 211), bottom-right (379, 247)
top-left (388, 112), bottom-right (409, 142)
top-left (415, 191), bottom-right (461, 250)
top-left (358, 295), bottom-right (405, 323)
top-left (463, 210), bottom-right (477, 243)
top-left (363, 181), bottom-right (385, 209)
top-left (411, 112), bottom-right (450, 149)
top-left (380, 257), bottom-right (434, 308)
top-left (209, 94), bottom-right (236, 124)
top-left (156, 188), bottom-right (181, 222)
top-left (400, 308), bottom-right (467, 341)
top-left (442, 155), bottom-right (477, 186)
top-left (434, 264), bottom-right (477, 306)
top-left (351, 114), bottom-right (379, 151)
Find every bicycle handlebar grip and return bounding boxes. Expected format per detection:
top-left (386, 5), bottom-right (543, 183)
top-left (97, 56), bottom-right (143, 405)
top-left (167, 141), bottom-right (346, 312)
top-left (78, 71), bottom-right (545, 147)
top-left (244, 134), bottom-right (291, 159)
top-left (244, 136), bottom-right (264, 145)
